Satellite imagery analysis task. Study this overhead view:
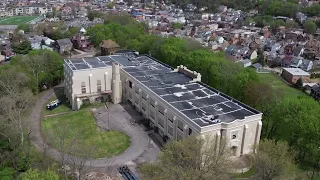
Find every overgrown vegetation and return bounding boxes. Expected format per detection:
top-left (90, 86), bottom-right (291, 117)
top-left (0, 50), bottom-right (64, 179)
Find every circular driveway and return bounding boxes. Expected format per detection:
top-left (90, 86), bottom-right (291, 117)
top-left (29, 89), bottom-right (149, 167)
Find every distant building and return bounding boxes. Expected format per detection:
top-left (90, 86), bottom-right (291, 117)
top-left (55, 38), bottom-right (73, 55)
top-left (100, 40), bottom-right (120, 55)
top-left (281, 68), bottom-right (310, 84)
top-left (71, 29), bottom-right (91, 51)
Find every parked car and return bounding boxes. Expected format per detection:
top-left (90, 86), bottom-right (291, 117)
top-left (46, 99), bottom-right (62, 110)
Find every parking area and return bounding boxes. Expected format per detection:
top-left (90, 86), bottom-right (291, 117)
top-left (90, 103), bottom-right (161, 178)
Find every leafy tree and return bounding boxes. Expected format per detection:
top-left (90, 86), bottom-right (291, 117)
top-left (68, 27), bottom-right (80, 36)
top-left (285, 20), bottom-right (299, 29)
top-left (263, 0), bottom-right (298, 18)
top-left (253, 15), bottom-right (273, 27)
top-left (87, 10), bottom-right (104, 21)
top-left (251, 139), bottom-right (296, 180)
top-left (268, 96), bottom-right (320, 172)
top-left (106, 2), bottom-right (115, 9)
top-left (16, 24), bottom-right (31, 33)
top-left (20, 169), bottom-right (60, 180)
top-left (172, 22), bottom-right (183, 29)
top-left (10, 50), bottom-right (63, 91)
top-left (0, 167), bottom-right (17, 180)
top-left (304, 20), bottom-right (317, 35)
top-left (295, 77), bottom-right (303, 89)
top-left (303, 4), bottom-right (320, 17)
top-left (140, 136), bottom-right (232, 180)
top-left (270, 19), bottom-right (286, 32)
top-left (257, 47), bottom-right (265, 66)
top-left (11, 40), bottom-right (32, 54)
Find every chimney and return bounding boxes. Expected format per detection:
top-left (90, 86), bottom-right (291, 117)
top-left (173, 65), bottom-right (202, 82)
top-left (112, 63), bottom-right (122, 104)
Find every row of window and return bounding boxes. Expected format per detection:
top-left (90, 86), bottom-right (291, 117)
top-left (126, 80), bottom-right (194, 138)
top-left (80, 80), bottom-right (102, 94)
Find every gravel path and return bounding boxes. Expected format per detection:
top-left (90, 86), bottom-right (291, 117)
top-left (29, 89), bottom-right (150, 168)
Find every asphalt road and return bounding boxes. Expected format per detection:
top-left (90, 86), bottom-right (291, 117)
top-left (29, 89), bottom-right (150, 168)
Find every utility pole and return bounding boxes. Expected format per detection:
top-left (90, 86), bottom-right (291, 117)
top-left (105, 102), bottom-right (110, 130)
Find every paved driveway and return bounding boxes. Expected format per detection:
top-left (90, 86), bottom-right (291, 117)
top-left (29, 89), bottom-right (153, 168)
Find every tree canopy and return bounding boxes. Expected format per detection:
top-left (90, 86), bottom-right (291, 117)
top-left (140, 136), bottom-right (232, 180)
top-left (9, 50), bottom-right (63, 92)
top-left (11, 40), bottom-right (32, 55)
top-left (251, 139), bottom-right (296, 180)
top-left (304, 20), bottom-right (317, 35)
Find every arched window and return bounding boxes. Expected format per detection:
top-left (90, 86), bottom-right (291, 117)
top-left (81, 81), bottom-right (86, 94)
top-left (97, 80), bottom-right (101, 92)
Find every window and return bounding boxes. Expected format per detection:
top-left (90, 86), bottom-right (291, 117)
top-left (158, 118), bottom-right (164, 127)
top-left (178, 120), bottom-right (183, 131)
top-left (150, 99), bottom-right (155, 108)
top-left (97, 80), bottom-right (101, 92)
top-left (129, 81), bottom-right (133, 88)
top-left (168, 117), bottom-right (173, 123)
top-left (188, 128), bottom-right (192, 135)
top-left (158, 110), bottom-right (164, 115)
top-left (81, 82), bottom-right (86, 94)
top-left (158, 106), bottom-right (165, 115)
top-left (135, 87), bottom-right (139, 94)
top-left (168, 126), bottom-right (173, 136)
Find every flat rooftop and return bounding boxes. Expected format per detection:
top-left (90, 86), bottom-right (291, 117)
top-left (283, 68), bottom-right (310, 76)
top-left (65, 54), bottom-right (260, 128)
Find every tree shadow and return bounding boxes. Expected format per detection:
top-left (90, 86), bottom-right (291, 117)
top-left (52, 86), bottom-right (72, 109)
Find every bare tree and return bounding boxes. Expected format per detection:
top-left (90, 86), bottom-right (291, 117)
top-left (48, 120), bottom-right (71, 177)
top-left (67, 138), bottom-right (96, 180)
top-left (0, 90), bottom-right (34, 148)
top-left (251, 139), bottom-right (296, 180)
top-left (140, 135), bottom-right (232, 180)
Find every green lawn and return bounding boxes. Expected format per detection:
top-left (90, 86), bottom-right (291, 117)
top-left (42, 109), bottom-right (130, 158)
top-left (233, 167), bottom-right (255, 179)
top-left (42, 87), bottom-right (72, 116)
top-left (258, 73), bottom-right (305, 98)
top-left (0, 16), bottom-right (39, 25)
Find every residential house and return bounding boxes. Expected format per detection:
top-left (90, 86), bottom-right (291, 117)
top-left (237, 59), bottom-right (252, 67)
top-left (304, 36), bottom-right (320, 59)
top-left (1, 48), bottom-right (15, 61)
top-left (245, 49), bottom-right (258, 60)
top-left (284, 44), bottom-right (295, 55)
top-left (71, 30), bottom-right (91, 51)
top-left (56, 38), bottom-right (73, 55)
top-left (100, 40), bottom-right (120, 55)
top-left (281, 68), bottom-right (310, 84)
top-left (293, 45), bottom-right (304, 57)
top-left (251, 63), bottom-right (263, 71)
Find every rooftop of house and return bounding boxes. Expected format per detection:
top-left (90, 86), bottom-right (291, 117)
top-left (64, 53), bottom-right (261, 128)
top-left (56, 38), bottom-right (72, 46)
top-left (283, 67), bottom-right (310, 76)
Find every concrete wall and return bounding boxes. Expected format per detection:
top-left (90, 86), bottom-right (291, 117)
top-left (64, 62), bottom-right (113, 109)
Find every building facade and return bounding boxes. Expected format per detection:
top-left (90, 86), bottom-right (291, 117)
top-left (64, 53), bottom-right (263, 157)
top-left (281, 68), bottom-right (310, 84)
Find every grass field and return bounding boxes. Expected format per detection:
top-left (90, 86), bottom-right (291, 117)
top-left (258, 73), bottom-right (305, 98)
top-left (42, 109), bottom-right (130, 158)
top-left (43, 87), bottom-right (72, 116)
top-left (0, 16), bottom-right (40, 25)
